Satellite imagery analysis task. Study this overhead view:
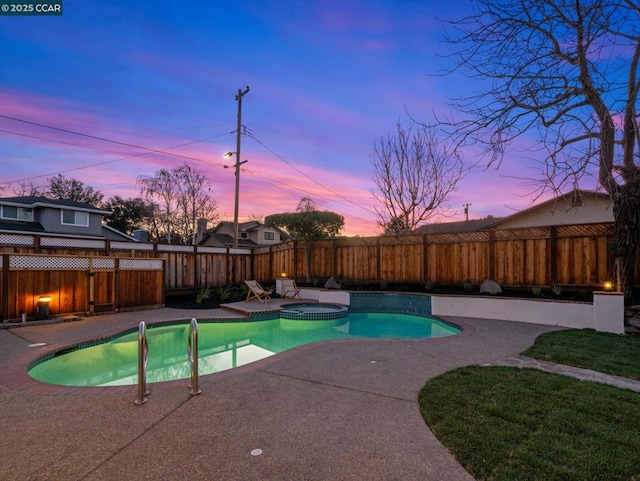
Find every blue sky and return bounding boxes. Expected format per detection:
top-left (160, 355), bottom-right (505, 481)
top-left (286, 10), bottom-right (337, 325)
top-left (0, 0), bottom-right (567, 235)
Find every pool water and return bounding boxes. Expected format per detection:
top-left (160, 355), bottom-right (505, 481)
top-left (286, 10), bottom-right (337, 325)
top-left (28, 312), bottom-right (461, 387)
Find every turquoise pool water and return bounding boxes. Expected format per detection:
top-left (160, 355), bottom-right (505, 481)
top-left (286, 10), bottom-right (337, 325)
top-left (28, 312), bottom-right (461, 387)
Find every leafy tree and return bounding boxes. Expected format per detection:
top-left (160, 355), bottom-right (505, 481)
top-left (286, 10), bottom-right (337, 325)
top-left (442, 0), bottom-right (640, 298)
top-left (47, 174), bottom-right (104, 205)
top-left (265, 197), bottom-right (344, 281)
top-left (138, 163), bottom-right (219, 244)
top-left (103, 196), bottom-right (154, 237)
top-left (372, 122), bottom-right (465, 234)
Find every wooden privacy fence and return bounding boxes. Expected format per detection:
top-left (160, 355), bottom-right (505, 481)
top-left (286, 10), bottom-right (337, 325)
top-left (2, 222), bottom-right (638, 320)
top-left (0, 233), bottom-right (253, 293)
top-left (253, 223), bottom-right (638, 288)
top-left (1, 254), bottom-right (164, 321)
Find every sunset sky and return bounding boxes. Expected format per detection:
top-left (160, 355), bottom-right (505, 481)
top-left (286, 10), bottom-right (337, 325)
top-left (0, 0), bottom-right (589, 236)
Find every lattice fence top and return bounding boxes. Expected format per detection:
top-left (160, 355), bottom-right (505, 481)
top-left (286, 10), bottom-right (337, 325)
top-left (196, 246), bottom-right (228, 254)
top-left (119, 258), bottom-right (163, 270)
top-left (110, 241), bottom-right (155, 251)
top-left (40, 237), bottom-right (106, 249)
top-left (10, 255), bottom-right (90, 270)
top-left (6, 255), bottom-right (162, 271)
top-left (424, 231), bottom-right (491, 243)
top-left (91, 258), bottom-right (115, 270)
top-left (557, 223), bottom-right (614, 237)
top-left (493, 227), bottom-right (550, 241)
top-left (0, 233), bottom-right (35, 246)
top-left (157, 244), bottom-right (195, 253)
top-left (228, 247), bottom-right (252, 255)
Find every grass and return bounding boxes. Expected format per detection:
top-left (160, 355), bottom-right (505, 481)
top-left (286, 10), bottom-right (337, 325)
top-left (419, 329), bottom-right (640, 481)
top-left (523, 329), bottom-right (640, 380)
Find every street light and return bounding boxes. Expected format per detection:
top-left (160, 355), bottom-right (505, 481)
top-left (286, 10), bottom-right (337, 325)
top-left (223, 152), bottom-right (248, 248)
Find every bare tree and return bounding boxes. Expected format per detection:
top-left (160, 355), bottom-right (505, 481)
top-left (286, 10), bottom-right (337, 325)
top-left (173, 164), bottom-right (219, 245)
top-left (10, 180), bottom-right (46, 197)
top-left (440, 0), bottom-right (640, 297)
top-left (138, 163), bottom-right (219, 244)
top-left (371, 122), bottom-right (465, 234)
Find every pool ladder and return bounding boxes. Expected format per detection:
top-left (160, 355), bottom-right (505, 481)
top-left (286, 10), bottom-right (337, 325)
top-left (134, 318), bottom-right (201, 405)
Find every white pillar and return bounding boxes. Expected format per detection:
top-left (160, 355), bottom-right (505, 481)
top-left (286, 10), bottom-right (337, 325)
top-left (592, 291), bottom-right (625, 334)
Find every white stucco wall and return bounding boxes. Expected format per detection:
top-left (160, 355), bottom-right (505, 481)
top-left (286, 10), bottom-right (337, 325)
top-left (496, 195), bottom-right (613, 229)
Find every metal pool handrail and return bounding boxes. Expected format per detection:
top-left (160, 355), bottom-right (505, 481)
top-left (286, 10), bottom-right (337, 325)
top-left (187, 318), bottom-right (201, 396)
top-left (134, 321), bottom-right (149, 405)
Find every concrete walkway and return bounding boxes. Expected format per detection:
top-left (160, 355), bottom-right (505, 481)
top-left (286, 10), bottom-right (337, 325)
top-left (0, 308), bottom-right (632, 481)
top-left (487, 355), bottom-right (640, 393)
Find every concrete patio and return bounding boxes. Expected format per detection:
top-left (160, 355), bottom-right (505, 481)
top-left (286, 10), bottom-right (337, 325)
top-left (0, 305), bottom-right (559, 480)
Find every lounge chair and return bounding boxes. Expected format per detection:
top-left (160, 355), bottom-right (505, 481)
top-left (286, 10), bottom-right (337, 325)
top-left (281, 278), bottom-right (301, 299)
top-left (244, 280), bottom-right (273, 303)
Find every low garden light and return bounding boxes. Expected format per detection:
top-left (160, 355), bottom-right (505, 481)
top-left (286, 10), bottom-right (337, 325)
top-left (37, 295), bottom-right (51, 320)
top-left (281, 272), bottom-right (287, 278)
top-left (603, 281), bottom-right (614, 291)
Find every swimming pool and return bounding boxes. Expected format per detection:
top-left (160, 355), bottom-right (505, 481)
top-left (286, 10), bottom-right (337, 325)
top-left (28, 312), bottom-right (461, 387)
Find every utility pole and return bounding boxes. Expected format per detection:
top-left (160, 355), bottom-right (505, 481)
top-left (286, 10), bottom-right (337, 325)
top-left (463, 203), bottom-right (471, 221)
top-left (233, 86), bottom-right (250, 249)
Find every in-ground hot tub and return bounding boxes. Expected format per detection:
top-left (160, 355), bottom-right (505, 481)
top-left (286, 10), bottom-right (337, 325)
top-left (280, 303), bottom-right (348, 321)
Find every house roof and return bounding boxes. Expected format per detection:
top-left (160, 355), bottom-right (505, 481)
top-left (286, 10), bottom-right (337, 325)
top-left (488, 189), bottom-right (611, 227)
top-left (415, 217), bottom-right (502, 235)
top-left (205, 220), bottom-right (291, 239)
top-left (203, 232), bottom-right (260, 248)
top-left (102, 224), bottom-right (137, 241)
top-left (414, 189), bottom-right (611, 235)
top-left (0, 219), bottom-right (46, 233)
top-left (0, 196), bottom-right (111, 215)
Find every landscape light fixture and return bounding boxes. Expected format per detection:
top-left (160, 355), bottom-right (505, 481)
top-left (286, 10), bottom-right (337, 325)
top-left (603, 281), bottom-right (614, 291)
top-left (37, 295), bottom-right (51, 320)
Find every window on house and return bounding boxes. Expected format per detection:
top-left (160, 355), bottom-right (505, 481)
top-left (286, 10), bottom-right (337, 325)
top-left (61, 210), bottom-right (89, 227)
top-left (239, 232), bottom-right (248, 239)
top-left (263, 231), bottom-right (275, 241)
top-left (1, 206), bottom-right (34, 221)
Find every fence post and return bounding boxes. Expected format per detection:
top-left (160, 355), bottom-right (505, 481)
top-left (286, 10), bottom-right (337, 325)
top-left (88, 270), bottom-right (95, 315)
top-left (488, 231), bottom-right (496, 280)
top-left (332, 238), bottom-right (338, 279)
top-left (376, 237), bottom-right (381, 282)
top-left (2, 254), bottom-right (9, 321)
top-left (114, 258), bottom-right (120, 311)
top-left (422, 234), bottom-right (428, 284)
top-left (549, 225), bottom-right (558, 286)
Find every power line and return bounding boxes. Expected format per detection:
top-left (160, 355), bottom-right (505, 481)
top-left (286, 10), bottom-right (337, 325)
top-left (0, 116), bottom-right (233, 184)
top-left (247, 133), bottom-right (377, 216)
top-left (238, 167), bottom-right (376, 226)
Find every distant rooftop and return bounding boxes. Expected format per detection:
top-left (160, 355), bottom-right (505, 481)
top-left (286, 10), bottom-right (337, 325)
top-left (414, 217), bottom-right (502, 235)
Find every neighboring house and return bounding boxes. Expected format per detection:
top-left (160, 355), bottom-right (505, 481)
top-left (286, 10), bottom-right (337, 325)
top-left (489, 189), bottom-right (613, 229)
top-left (415, 190), bottom-right (614, 235)
top-left (198, 220), bottom-right (291, 248)
top-left (0, 196), bottom-right (135, 241)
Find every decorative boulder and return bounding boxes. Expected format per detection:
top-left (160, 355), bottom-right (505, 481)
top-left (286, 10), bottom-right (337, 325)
top-left (324, 277), bottom-right (341, 289)
top-left (479, 279), bottom-right (502, 295)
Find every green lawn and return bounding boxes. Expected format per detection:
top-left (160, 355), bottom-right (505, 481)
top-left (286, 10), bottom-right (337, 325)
top-left (522, 329), bottom-right (640, 380)
top-left (419, 330), bottom-right (640, 481)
